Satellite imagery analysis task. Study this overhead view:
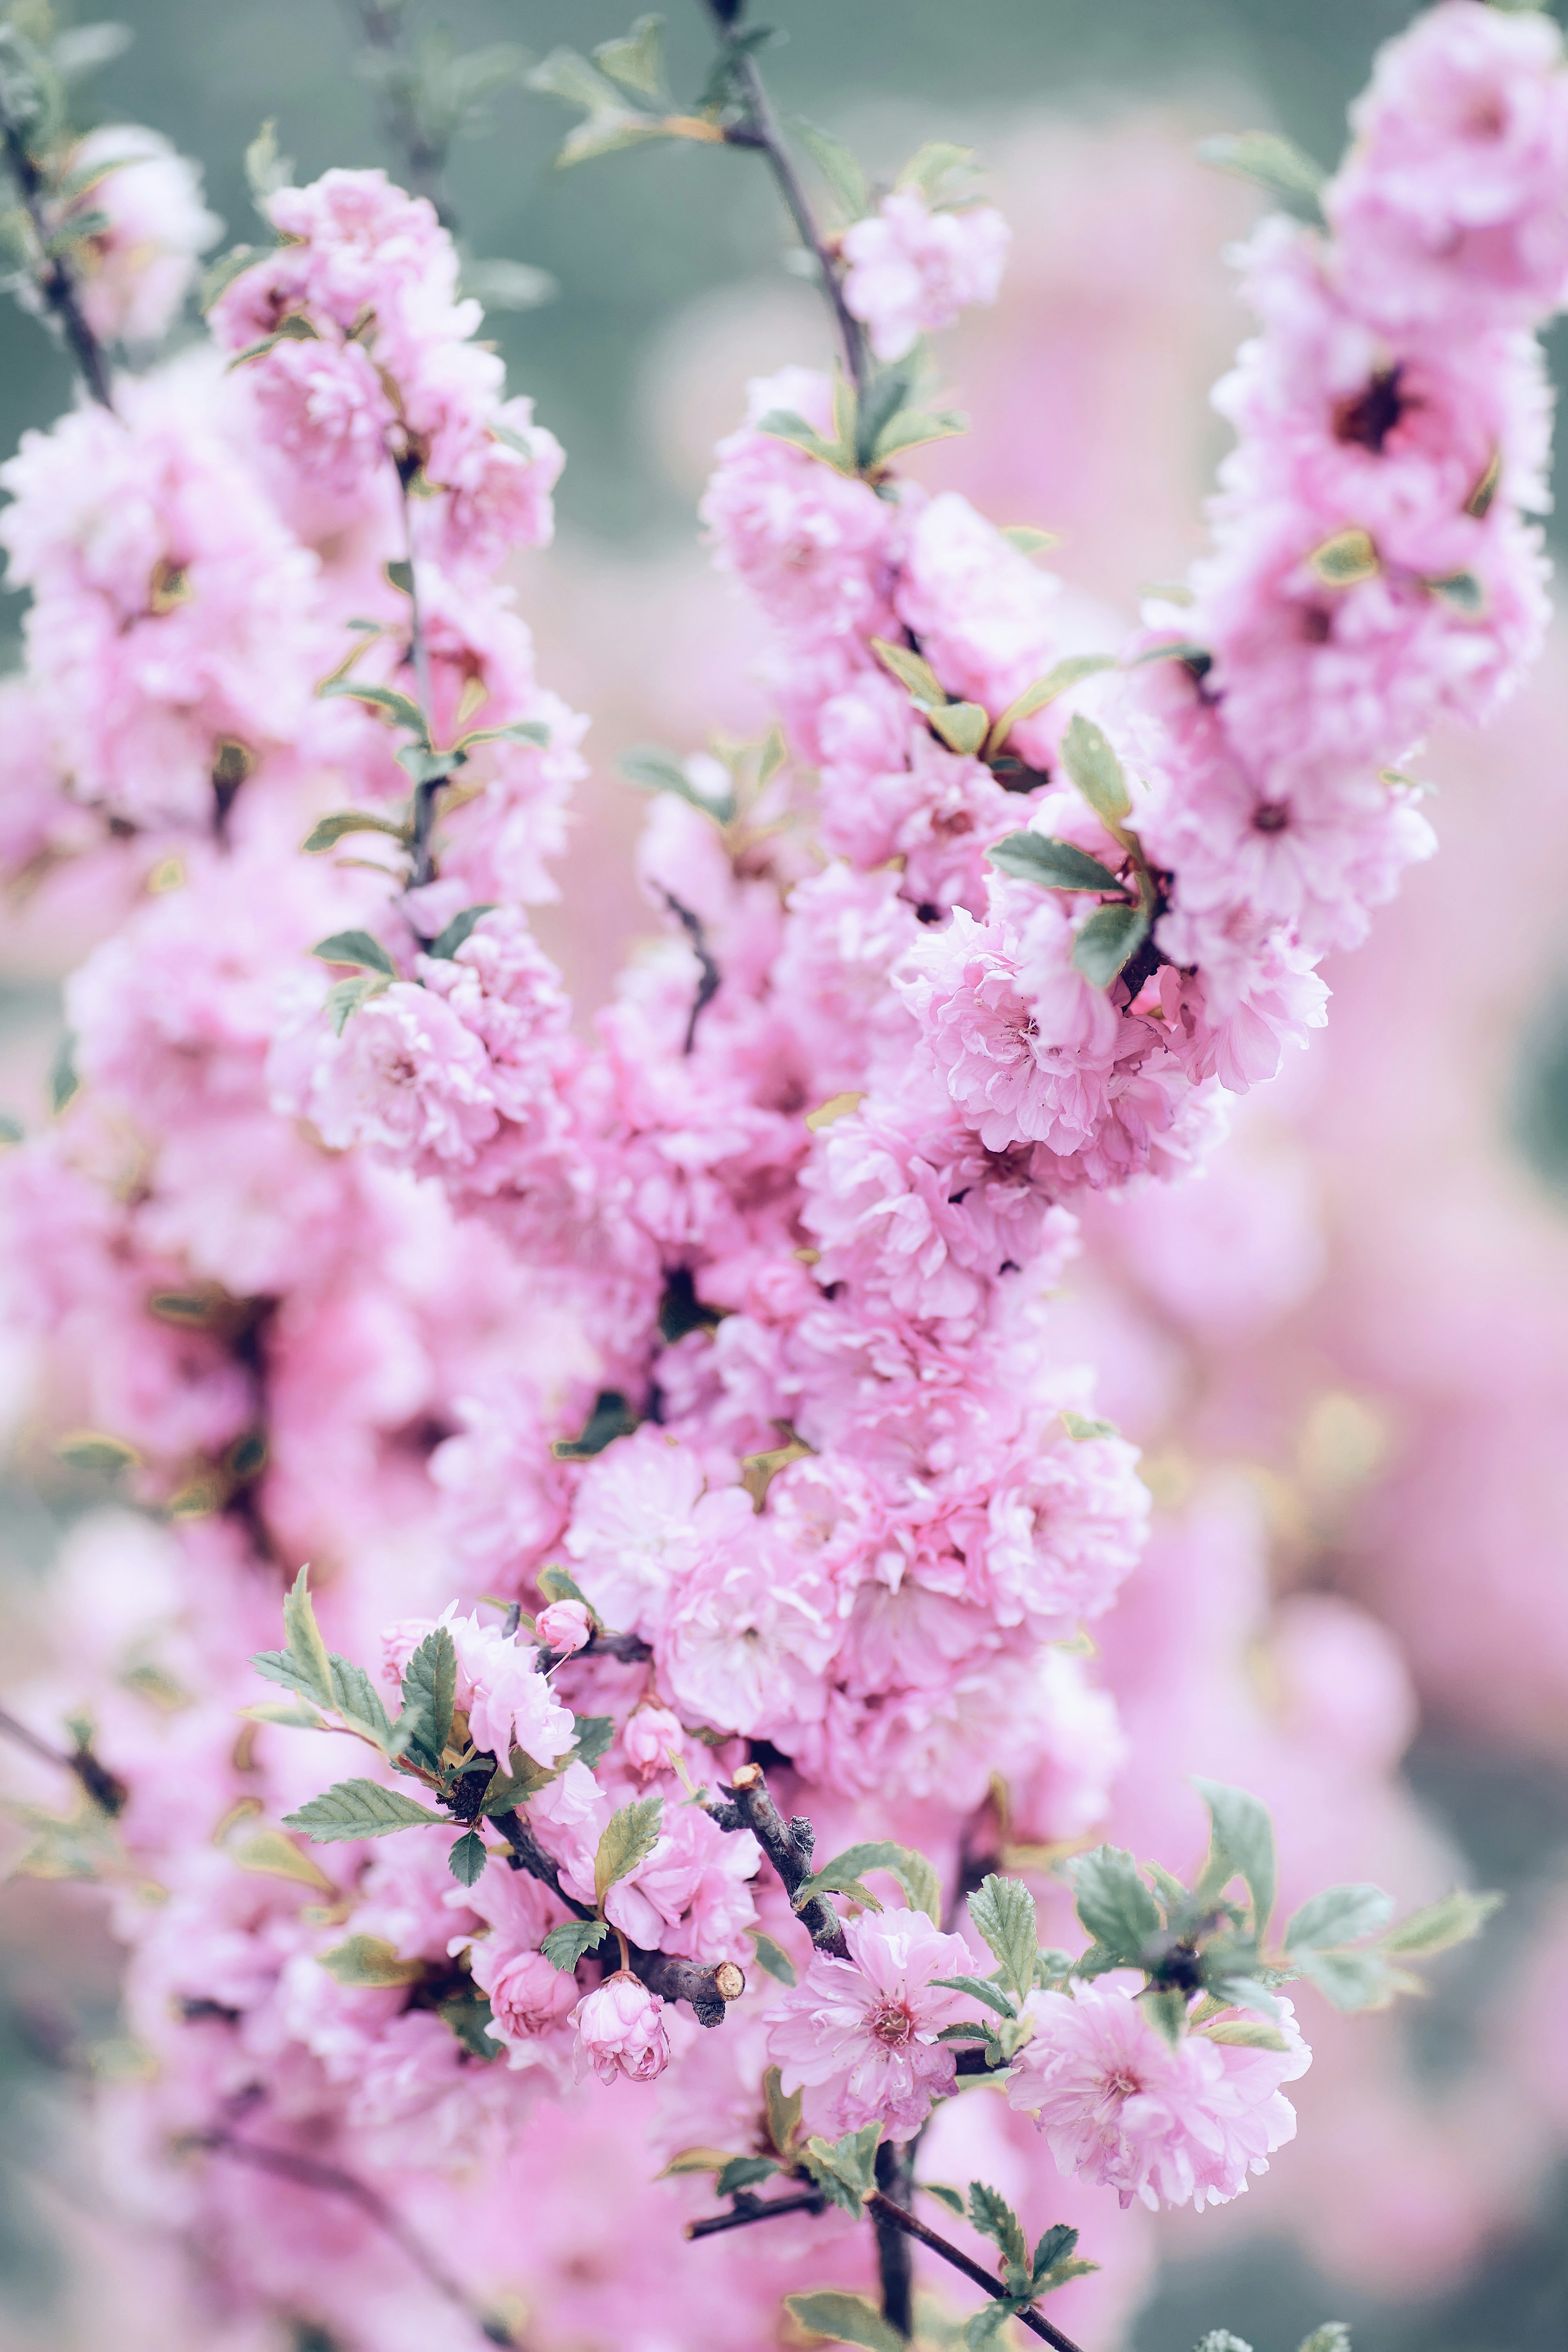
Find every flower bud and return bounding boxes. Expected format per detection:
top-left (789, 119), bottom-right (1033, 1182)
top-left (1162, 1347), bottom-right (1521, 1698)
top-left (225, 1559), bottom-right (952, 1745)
top-left (570, 1970), bottom-right (670, 2085)
top-left (536, 1598), bottom-right (592, 1655)
top-left (622, 1704), bottom-right (684, 1777)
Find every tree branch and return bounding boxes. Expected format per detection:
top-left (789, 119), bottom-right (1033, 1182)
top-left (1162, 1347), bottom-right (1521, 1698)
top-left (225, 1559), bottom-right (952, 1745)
top-left (659, 890), bottom-right (721, 1056)
top-left (685, 2186), bottom-right (826, 2240)
top-left (706, 1763), bottom-right (849, 1958)
top-left (0, 102), bottom-right (114, 411)
top-left (343, 0), bottom-right (456, 227)
top-left (874, 2139), bottom-right (915, 2338)
top-left (0, 1703), bottom-right (127, 1814)
top-left (864, 2194), bottom-right (1088, 2352)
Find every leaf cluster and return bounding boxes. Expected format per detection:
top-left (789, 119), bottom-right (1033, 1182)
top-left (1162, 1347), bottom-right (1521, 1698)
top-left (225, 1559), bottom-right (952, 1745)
top-left (793, 1837), bottom-right (942, 1924)
top-left (761, 359), bottom-right (965, 485)
top-left (962, 2182), bottom-right (1097, 2344)
top-left (800, 2121), bottom-right (882, 2216)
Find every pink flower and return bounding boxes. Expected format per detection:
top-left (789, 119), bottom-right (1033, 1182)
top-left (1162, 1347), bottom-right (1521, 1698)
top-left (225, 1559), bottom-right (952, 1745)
top-left (270, 980), bottom-right (502, 1172)
top-left (60, 125), bottom-right (220, 346)
top-left (622, 1706), bottom-right (685, 1778)
top-left (536, 1599), bottom-right (592, 1654)
top-left (479, 1948), bottom-right (578, 2046)
top-left (766, 1910), bottom-right (977, 2142)
top-left (652, 1519), bottom-right (838, 1741)
top-left (571, 1971), bottom-right (671, 2085)
top-left (564, 1429), bottom-right (755, 1642)
top-left (448, 1611), bottom-right (577, 1769)
top-left (1006, 1981), bottom-right (1311, 2211)
top-left (842, 190), bottom-right (1010, 362)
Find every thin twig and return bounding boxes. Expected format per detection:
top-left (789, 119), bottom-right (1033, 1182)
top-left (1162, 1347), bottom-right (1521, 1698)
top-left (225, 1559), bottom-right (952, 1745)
top-left (196, 2129), bottom-right (513, 2343)
top-left (685, 2186), bottom-right (827, 2240)
top-left (0, 104), bottom-right (114, 408)
top-left (705, 8), bottom-right (865, 393)
top-left (706, 1764), bottom-right (849, 1958)
top-left (659, 890), bottom-right (721, 1054)
top-left (0, 1702), bottom-right (127, 1814)
top-left (864, 2194), bottom-right (1088, 2352)
top-left (396, 469), bottom-right (443, 888)
top-left (343, 0), bottom-right (455, 226)
top-left (874, 2140), bottom-right (915, 2338)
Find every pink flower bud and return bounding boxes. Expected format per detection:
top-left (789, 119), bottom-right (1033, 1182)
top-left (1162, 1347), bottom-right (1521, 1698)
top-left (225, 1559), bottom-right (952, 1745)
top-left (536, 1598), bottom-right (592, 1654)
top-left (570, 1970), bottom-right (670, 2085)
top-left (484, 1949), bottom-right (578, 2043)
top-left (622, 1705), bottom-right (684, 1777)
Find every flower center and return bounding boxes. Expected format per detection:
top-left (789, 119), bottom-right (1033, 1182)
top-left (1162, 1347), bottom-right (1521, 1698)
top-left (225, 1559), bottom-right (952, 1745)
top-left (1102, 2066), bottom-right (1143, 2101)
top-left (869, 2000), bottom-right (915, 2047)
top-left (1252, 800), bottom-right (1290, 834)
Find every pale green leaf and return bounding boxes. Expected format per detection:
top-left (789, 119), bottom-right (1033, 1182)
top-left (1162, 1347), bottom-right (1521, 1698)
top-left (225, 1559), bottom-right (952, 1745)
top-left (592, 14), bottom-right (667, 106)
top-left (985, 654), bottom-right (1116, 756)
top-left (1379, 1887), bottom-right (1502, 1958)
top-left (542, 1917), bottom-right (608, 1972)
top-left (1060, 712), bottom-right (1131, 826)
top-left (1199, 2016), bottom-right (1290, 2051)
top-left (870, 636), bottom-right (945, 707)
top-left (318, 677), bottom-right (428, 736)
top-left (785, 2292), bottom-right (906, 2352)
top-left (324, 974), bottom-right (388, 1035)
top-left (311, 929), bottom-right (396, 978)
top-left (988, 833), bottom-right (1130, 896)
top-left (927, 701), bottom-right (990, 756)
top-left (1196, 129), bottom-right (1327, 215)
top-left (595, 1794), bottom-right (664, 1906)
top-left (1070, 1846), bottom-right (1161, 1962)
top-left (794, 119), bottom-right (870, 220)
top-left (1284, 1884), bottom-right (1393, 1954)
top-left (969, 1873), bottom-right (1038, 2008)
top-left (749, 1930), bottom-right (798, 1988)
top-left (968, 2180), bottom-right (1027, 2269)
top-left (1193, 1779), bottom-right (1278, 1936)
top-left (302, 810), bottom-right (411, 854)
top-left (1072, 902), bottom-right (1149, 988)
top-left (317, 1932), bottom-right (423, 1987)
top-left (871, 406), bottom-right (968, 462)
top-left (283, 1777), bottom-right (442, 1842)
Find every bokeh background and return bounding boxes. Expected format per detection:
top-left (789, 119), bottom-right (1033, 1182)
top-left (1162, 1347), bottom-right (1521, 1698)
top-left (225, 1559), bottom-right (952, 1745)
top-left (3, 4), bottom-right (1568, 2350)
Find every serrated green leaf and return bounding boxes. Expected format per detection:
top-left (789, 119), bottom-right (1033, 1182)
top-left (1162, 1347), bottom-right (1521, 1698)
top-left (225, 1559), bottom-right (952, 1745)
top-left (1379, 1887), bottom-right (1502, 1958)
top-left (1196, 129), bottom-right (1327, 216)
top-left (1070, 1846), bottom-right (1162, 1962)
top-left (272, 1564), bottom-right (336, 1710)
top-left (480, 1749), bottom-right (561, 1813)
top-left (595, 1795), bottom-right (664, 1906)
top-left (794, 119), bottom-right (870, 220)
top-left (541, 1917), bottom-right (609, 1972)
top-left (716, 2153), bottom-right (779, 2196)
top-left (969, 1874), bottom-right (1038, 2008)
top-left (988, 834), bottom-right (1130, 896)
top-left (872, 406), bottom-right (967, 462)
top-left (318, 677), bottom-right (428, 735)
top-left (785, 2293), bottom-right (906, 2352)
top-left (754, 407), bottom-right (854, 475)
top-left (1072, 902), bottom-right (1150, 988)
top-left (927, 701), bottom-right (990, 756)
top-left (427, 904), bottom-right (498, 960)
top-left (285, 1778), bottom-right (443, 1842)
top-left (317, 1932), bottom-right (423, 1987)
top-left (764, 2063), bottom-right (803, 2157)
top-left (394, 1625), bottom-right (456, 1768)
top-left (312, 929), bottom-right (396, 978)
top-left (968, 2180), bottom-right (1027, 2268)
top-left (327, 1654), bottom-right (392, 1751)
top-left (1285, 1884), bottom-right (1393, 1954)
top-left (592, 14), bottom-right (666, 106)
top-left (890, 1847), bottom-right (943, 1926)
top-left (931, 1973), bottom-right (1016, 2020)
top-left (1060, 713), bottom-right (1131, 827)
top-left (965, 2303), bottom-right (1017, 2350)
top-left (749, 1930), bottom-right (798, 1988)
top-left (449, 1829), bottom-right (489, 1886)
top-left (1031, 2223), bottom-right (1080, 2290)
top-left (302, 810), bottom-right (412, 854)
top-left (1199, 2017), bottom-right (1290, 2051)
top-left (802, 2123), bottom-right (883, 2216)
top-left (572, 1713), bottom-right (615, 1768)
top-left (238, 1699), bottom-right (327, 1731)
top-left (1193, 1779), bottom-right (1278, 1937)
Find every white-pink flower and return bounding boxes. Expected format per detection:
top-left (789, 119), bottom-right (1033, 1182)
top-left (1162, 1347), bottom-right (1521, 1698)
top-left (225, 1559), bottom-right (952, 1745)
top-left (1006, 1980), bottom-right (1311, 2211)
top-left (842, 190), bottom-right (1010, 362)
top-left (536, 1598), bottom-right (592, 1654)
top-left (766, 1909), bottom-right (976, 2142)
top-left (571, 1971), bottom-right (671, 2085)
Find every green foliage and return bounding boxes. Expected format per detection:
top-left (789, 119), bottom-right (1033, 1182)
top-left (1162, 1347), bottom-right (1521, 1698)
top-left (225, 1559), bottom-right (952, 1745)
top-left (550, 1390), bottom-right (639, 1460)
top-left (541, 1917), bottom-right (609, 1972)
top-left (1194, 1778), bottom-right (1278, 1936)
top-left (311, 929), bottom-right (396, 979)
top-left (1381, 1886), bottom-right (1501, 1956)
top-left (316, 1933), bottom-right (422, 1987)
top-left (764, 2065), bottom-right (803, 2157)
top-left (1196, 129), bottom-right (1327, 216)
top-left (748, 1930), bottom-right (798, 1988)
top-left (49, 1028), bottom-right (79, 1113)
top-left (967, 2180), bottom-right (1027, 2269)
top-left (927, 701), bottom-right (990, 757)
top-left (621, 743), bottom-right (736, 824)
top-left (988, 833), bottom-right (1130, 896)
top-left (921, 2182), bottom-right (967, 2218)
top-left (1198, 2015), bottom-right (1291, 2052)
top-left (1284, 1884), bottom-right (1393, 1952)
top-left (394, 1625), bottom-right (457, 1769)
top-left (715, 2154), bottom-right (779, 2195)
top-left (318, 677), bottom-right (428, 737)
top-left (301, 810), bottom-right (411, 854)
top-left (284, 1778), bottom-right (443, 1841)
top-left (793, 120), bottom-right (870, 222)
top-left (783, 2293), bottom-right (905, 2352)
top-left (324, 974), bottom-right (390, 1035)
top-left (438, 1987), bottom-right (504, 2061)
top-left (595, 1795), bottom-right (664, 1905)
top-left (1060, 713), bottom-right (1132, 828)
top-left (427, 905), bottom-right (498, 959)
top-left (1060, 1409), bottom-right (1118, 1440)
top-left (802, 2122), bottom-right (882, 2216)
top-left (985, 654), bottom-right (1116, 755)
top-left (448, 1830), bottom-right (488, 1886)
top-left (968, 1874), bottom-right (1038, 2008)
top-left (1070, 1846), bottom-right (1162, 1963)
top-left (793, 1838), bottom-right (941, 1921)
top-left (930, 1972), bottom-right (1016, 2020)
top-left (480, 1750), bottom-right (561, 1812)
top-left (252, 1565), bottom-right (337, 1715)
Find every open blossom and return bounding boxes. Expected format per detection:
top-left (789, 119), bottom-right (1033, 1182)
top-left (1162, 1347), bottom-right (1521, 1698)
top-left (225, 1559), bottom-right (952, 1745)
top-left (571, 1972), bottom-right (671, 2085)
top-left (58, 125), bottom-right (220, 346)
top-left (1007, 1981), bottom-right (1311, 2211)
top-left (766, 1910), bottom-right (977, 2142)
top-left (842, 189), bottom-right (1010, 361)
top-left (271, 979), bottom-right (502, 1172)
top-left (378, 1604), bottom-right (574, 1769)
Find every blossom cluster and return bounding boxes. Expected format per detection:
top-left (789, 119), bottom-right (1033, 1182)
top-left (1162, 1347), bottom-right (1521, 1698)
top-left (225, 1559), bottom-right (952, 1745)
top-left (0, 8), bottom-right (1548, 2350)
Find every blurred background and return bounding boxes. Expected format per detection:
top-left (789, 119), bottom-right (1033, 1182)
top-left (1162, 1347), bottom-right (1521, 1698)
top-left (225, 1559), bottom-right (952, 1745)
top-left (2, 4), bottom-right (1568, 2350)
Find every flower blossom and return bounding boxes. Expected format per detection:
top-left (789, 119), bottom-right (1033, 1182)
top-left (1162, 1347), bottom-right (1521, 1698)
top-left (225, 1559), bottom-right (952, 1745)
top-left (1006, 1980), bottom-right (1311, 2211)
top-left (842, 189), bottom-right (1010, 361)
top-left (766, 1909), bottom-right (977, 2142)
top-left (571, 1972), bottom-right (671, 2085)
top-left (59, 125), bottom-right (220, 346)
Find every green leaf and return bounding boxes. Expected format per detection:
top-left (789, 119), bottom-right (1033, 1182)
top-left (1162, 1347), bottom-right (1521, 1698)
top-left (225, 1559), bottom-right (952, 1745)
top-left (317, 1932), bottom-right (423, 1987)
top-left (572, 1712), bottom-right (616, 1768)
top-left (427, 905), bottom-right (498, 960)
top-left (312, 929), bottom-right (396, 978)
top-left (802, 2124), bottom-right (883, 2216)
top-left (1307, 527), bottom-right (1379, 588)
top-left (1379, 1887), bottom-right (1502, 1958)
top-left (1285, 1884), bottom-right (1393, 1953)
top-left (896, 139), bottom-right (978, 202)
top-left (621, 744), bottom-right (736, 824)
top-left (1070, 1847), bottom-right (1162, 1962)
top-left (525, 46), bottom-right (626, 113)
top-left (922, 2182), bottom-right (968, 2218)
top-left (965, 2303), bottom-right (1018, 2350)
top-left (889, 1846), bottom-right (944, 1926)
top-left (50, 1030), bottom-right (79, 1114)
top-left (1031, 2223), bottom-right (1080, 2290)
top-left (988, 833), bottom-right (1130, 896)
top-left (319, 677), bottom-right (428, 737)
top-left (1425, 570), bottom-right (1485, 615)
top-left (449, 1830), bottom-right (489, 1886)
top-left (238, 1698), bottom-right (327, 1732)
top-left (716, 2154), bottom-right (779, 2196)
top-left (1196, 129), bottom-right (1327, 216)
top-left (754, 407), bottom-right (854, 475)
top-left (871, 406), bottom-right (968, 462)
top-left (764, 2064), bottom-right (803, 2157)
top-left (927, 701), bottom-right (990, 757)
top-left (1295, 1946), bottom-right (1409, 2013)
top-left (541, 1917), bottom-right (609, 1972)
top-left (985, 654), bottom-right (1116, 756)
top-left (1000, 526), bottom-right (1062, 556)
top-left (396, 746), bottom-right (460, 787)
top-left (1072, 902), bottom-right (1150, 988)
top-left (252, 1564), bottom-right (336, 1712)
top-left (968, 2181), bottom-right (1027, 2269)
top-left (438, 1988), bottom-right (504, 2061)
top-left (1141, 1985), bottom-right (1189, 2047)
top-left (1060, 713), bottom-right (1131, 827)
top-left (1199, 2017), bottom-right (1290, 2052)
top-left (870, 636), bottom-right (946, 707)
top-left (592, 14), bottom-right (667, 106)
top-left (394, 1625), bottom-right (457, 1768)
top-left (1061, 1409), bottom-right (1118, 1440)
top-left (324, 974), bottom-right (389, 1035)
top-left (302, 810), bottom-right (411, 854)
top-left (480, 1750), bottom-right (562, 1813)
top-left (1295, 2328), bottom-right (1352, 2352)
top-left (784, 2293), bottom-right (906, 2352)
top-left (55, 1429), bottom-right (139, 1475)
top-left (454, 719), bottom-right (551, 752)
top-left (749, 1930), bottom-right (798, 1988)
top-left (793, 119), bottom-right (870, 221)
top-left (930, 1973), bottom-right (1017, 2021)
top-left (327, 1655), bottom-right (393, 1751)
top-left (794, 1840), bottom-right (939, 1921)
top-left (1200, 1971), bottom-right (1283, 2023)
top-left (595, 1795), bottom-right (664, 1906)
top-left (1128, 638), bottom-right (1212, 673)
top-left (284, 1778), bottom-right (443, 1842)
top-left (1193, 1779), bottom-right (1278, 1937)
top-left (969, 1874), bottom-right (1039, 2008)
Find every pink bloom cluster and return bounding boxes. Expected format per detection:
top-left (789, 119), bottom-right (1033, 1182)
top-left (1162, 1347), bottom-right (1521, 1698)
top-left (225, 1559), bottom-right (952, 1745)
top-left (841, 187), bottom-right (1010, 362)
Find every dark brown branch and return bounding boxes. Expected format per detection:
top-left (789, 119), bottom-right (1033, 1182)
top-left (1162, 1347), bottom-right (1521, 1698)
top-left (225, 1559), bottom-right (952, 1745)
top-left (707, 1763), bottom-right (849, 1958)
top-left (707, 12), bottom-right (866, 394)
top-left (195, 2129), bottom-right (515, 2342)
top-left (0, 1703), bottom-right (127, 1814)
top-left (659, 890), bottom-right (721, 1056)
top-left (874, 2139), bottom-right (915, 2338)
top-left (0, 108), bottom-right (115, 409)
top-left (685, 2186), bottom-right (826, 2240)
top-left (864, 2194), bottom-right (1088, 2352)
top-left (344, 0), bottom-right (456, 227)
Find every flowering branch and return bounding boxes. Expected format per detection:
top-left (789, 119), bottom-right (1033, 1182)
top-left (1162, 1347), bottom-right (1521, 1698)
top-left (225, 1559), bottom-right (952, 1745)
top-left (0, 1701), bottom-right (128, 1815)
top-left (862, 2194), bottom-right (1087, 2352)
top-left (702, 1), bottom-right (867, 394)
top-left (344, 0), bottom-right (455, 226)
top-left (0, 58), bottom-right (113, 409)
